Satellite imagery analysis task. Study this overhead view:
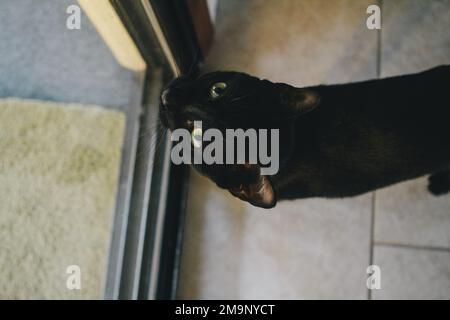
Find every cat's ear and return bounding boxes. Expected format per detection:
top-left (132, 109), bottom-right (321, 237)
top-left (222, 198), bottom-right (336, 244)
top-left (279, 85), bottom-right (320, 116)
top-left (229, 175), bottom-right (276, 209)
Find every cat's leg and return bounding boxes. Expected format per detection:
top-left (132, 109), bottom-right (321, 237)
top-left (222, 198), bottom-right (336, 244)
top-left (428, 170), bottom-right (450, 196)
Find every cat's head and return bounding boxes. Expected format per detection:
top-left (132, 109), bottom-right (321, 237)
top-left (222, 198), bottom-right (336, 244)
top-left (159, 71), bottom-right (319, 208)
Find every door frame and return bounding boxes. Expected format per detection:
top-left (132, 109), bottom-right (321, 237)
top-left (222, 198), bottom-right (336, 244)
top-left (105, 0), bottom-right (207, 300)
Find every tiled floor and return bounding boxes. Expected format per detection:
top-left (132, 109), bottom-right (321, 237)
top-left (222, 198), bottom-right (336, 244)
top-left (177, 0), bottom-right (450, 299)
top-left (372, 0), bottom-right (450, 299)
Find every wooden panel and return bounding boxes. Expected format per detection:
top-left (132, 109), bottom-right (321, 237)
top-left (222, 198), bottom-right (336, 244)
top-left (78, 0), bottom-right (146, 71)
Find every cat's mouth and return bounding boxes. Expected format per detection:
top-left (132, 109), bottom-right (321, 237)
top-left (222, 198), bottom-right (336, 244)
top-left (159, 108), bottom-right (194, 133)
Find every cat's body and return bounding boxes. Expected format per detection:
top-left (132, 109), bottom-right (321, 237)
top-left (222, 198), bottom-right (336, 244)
top-left (160, 65), bottom-right (450, 208)
top-left (275, 66), bottom-right (450, 199)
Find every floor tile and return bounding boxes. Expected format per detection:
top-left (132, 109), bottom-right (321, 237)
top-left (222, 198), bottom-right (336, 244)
top-left (178, 171), bottom-right (372, 299)
top-left (205, 0), bottom-right (378, 85)
top-left (380, 0), bottom-right (450, 77)
top-left (375, 178), bottom-right (450, 248)
top-left (372, 245), bottom-right (450, 299)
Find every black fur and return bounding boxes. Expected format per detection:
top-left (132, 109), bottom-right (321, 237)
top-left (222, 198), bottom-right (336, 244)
top-left (428, 170), bottom-right (450, 196)
top-left (160, 66), bottom-right (450, 208)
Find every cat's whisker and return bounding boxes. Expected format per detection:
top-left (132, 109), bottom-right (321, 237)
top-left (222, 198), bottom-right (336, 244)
top-left (135, 124), bottom-right (167, 163)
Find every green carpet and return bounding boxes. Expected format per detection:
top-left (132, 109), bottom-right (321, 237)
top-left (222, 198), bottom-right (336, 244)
top-left (0, 98), bottom-right (125, 299)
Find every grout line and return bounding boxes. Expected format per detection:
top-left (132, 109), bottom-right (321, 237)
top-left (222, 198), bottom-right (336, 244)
top-left (367, 192), bottom-right (376, 300)
top-left (368, 0), bottom-right (383, 300)
top-left (376, 0), bottom-right (383, 79)
top-left (375, 242), bottom-right (450, 253)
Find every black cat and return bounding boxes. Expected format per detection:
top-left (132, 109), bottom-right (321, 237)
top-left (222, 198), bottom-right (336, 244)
top-left (159, 65), bottom-right (450, 208)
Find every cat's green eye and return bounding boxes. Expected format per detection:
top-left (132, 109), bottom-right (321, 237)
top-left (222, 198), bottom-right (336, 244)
top-left (191, 127), bottom-right (202, 148)
top-left (210, 82), bottom-right (227, 99)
